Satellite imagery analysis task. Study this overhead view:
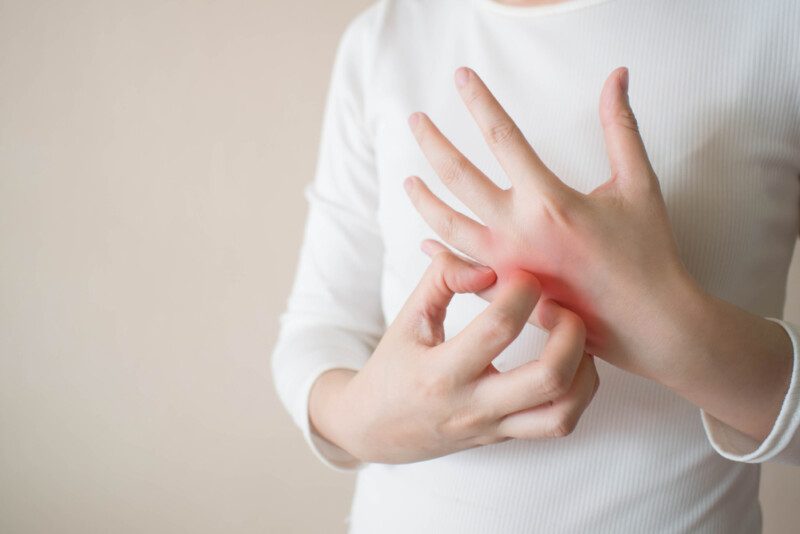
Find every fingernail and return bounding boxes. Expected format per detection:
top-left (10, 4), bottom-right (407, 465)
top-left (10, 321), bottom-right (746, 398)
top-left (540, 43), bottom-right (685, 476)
top-left (476, 264), bottom-right (494, 274)
top-left (403, 176), bottom-right (415, 193)
top-left (620, 67), bottom-right (629, 95)
top-left (407, 112), bottom-right (420, 128)
top-left (455, 67), bottom-right (470, 88)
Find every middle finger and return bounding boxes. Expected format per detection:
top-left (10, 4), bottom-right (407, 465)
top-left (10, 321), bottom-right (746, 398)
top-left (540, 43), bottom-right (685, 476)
top-left (454, 66), bottom-right (566, 196)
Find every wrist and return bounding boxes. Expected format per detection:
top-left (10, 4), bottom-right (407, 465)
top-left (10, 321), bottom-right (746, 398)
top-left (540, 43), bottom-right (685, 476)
top-left (625, 264), bottom-right (710, 386)
top-left (308, 369), bottom-right (359, 457)
top-left (646, 277), bottom-right (793, 441)
top-left (648, 279), bottom-right (717, 389)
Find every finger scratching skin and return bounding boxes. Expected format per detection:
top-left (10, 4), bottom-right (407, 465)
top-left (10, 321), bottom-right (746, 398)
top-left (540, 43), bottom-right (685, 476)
top-left (495, 270), bottom-right (541, 306)
top-left (478, 270), bottom-right (541, 343)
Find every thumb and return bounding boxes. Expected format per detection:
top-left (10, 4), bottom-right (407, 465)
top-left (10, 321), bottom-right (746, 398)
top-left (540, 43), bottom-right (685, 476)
top-left (400, 249), bottom-right (497, 346)
top-left (597, 67), bottom-right (657, 194)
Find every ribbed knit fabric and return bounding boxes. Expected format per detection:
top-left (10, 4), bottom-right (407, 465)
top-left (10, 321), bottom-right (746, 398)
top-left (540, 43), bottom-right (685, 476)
top-left (271, 0), bottom-right (800, 531)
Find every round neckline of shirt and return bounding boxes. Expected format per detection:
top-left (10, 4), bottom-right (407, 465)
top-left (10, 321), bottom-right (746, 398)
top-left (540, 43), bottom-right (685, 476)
top-left (473, 0), bottom-right (617, 17)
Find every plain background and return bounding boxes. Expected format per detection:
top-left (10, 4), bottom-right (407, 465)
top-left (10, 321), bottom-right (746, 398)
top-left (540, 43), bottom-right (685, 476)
top-left (1, 1), bottom-right (798, 532)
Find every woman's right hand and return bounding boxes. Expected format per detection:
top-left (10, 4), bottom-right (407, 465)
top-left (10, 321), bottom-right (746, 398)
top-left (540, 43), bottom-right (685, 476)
top-left (309, 250), bottom-right (599, 465)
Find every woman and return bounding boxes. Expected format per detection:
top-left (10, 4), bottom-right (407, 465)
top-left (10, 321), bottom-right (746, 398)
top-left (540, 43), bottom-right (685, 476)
top-left (272, 0), bottom-right (800, 531)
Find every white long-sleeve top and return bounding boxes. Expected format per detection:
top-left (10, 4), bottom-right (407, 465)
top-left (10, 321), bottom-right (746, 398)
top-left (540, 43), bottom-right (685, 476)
top-left (271, 0), bottom-right (800, 531)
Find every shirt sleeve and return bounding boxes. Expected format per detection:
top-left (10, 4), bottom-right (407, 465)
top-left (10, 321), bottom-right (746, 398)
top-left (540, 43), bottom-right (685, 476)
top-left (270, 3), bottom-right (386, 472)
top-left (700, 317), bottom-right (800, 464)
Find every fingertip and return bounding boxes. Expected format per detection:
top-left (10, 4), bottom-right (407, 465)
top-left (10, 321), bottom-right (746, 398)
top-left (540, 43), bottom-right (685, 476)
top-left (407, 111), bottom-right (422, 129)
top-left (421, 238), bottom-right (496, 289)
top-left (403, 175), bottom-right (416, 194)
top-left (445, 257), bottom-right (496, 295)
top-left (535, 298), bottom-right (585, 336)
top-left (505, 269), bottom-right (542, 294)
top-left (599, 68), bottom-right (623, 124)
top-left (475, 262), bottom-right (495, 275)
top-left (456, 258), bottom-right (497, 292)
top-left (454, 66), bottom-right (471, 88)
top-left (420, 241), bottom-right (434, 257)
top-left (495, 270), bottom-right (542, 315)
top-left (473, 264), bottom-right (497, 286)
top-left (534, 298), bottom-right (561, 331)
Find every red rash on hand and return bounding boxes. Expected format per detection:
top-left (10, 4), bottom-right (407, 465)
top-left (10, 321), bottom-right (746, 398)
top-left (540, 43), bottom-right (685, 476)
top-left (483, 229), bottom-right (609, 352)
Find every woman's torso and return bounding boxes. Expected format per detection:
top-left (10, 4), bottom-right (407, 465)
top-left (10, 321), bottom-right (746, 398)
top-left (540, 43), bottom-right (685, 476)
top-left (348, 0), bottom-right (800, 531)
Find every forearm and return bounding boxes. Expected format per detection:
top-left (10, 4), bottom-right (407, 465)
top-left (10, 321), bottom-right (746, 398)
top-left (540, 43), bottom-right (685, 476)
top-left (648, 279), bottom-right (793, 442)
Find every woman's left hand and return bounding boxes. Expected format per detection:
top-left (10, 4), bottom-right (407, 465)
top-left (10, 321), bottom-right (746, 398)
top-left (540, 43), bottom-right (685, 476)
top-left (405, 66), bottom-right (795, 444)
top-left (404, 66), bottom-right (705, 385)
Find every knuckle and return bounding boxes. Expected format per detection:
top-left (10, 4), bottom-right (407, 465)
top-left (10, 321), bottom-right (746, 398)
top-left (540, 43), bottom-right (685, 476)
top-left (617, 108), bottom-right (640, 133)
top-left (484, 308), bottom-right (521, 342)
top-left (537, 194), bottom-right (574, 227)
top-left (439, 154), bottom-right (468, 185)
top-left (422, 258), bottom-right (448, 300)
top-left (537, 365), bottom-right (571, 399)
top-left (437, 211), bottom-right (459, 241)
top-left (472, 431), bottom-right (508, 447)
top-left (548, 410), bottom-right (579, 438)
top-left (464, 87), bottom-right (483, 107)
top-left (418, 303), bottom-right (445, 336)
top-left (487, 121), bottom-right (518, 147)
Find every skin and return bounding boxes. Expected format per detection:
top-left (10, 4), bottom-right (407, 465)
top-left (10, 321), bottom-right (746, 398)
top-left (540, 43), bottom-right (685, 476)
top-left (309, 251), bottom-right (599, 465)
top-left (403, 65), bottom-right (793, 443)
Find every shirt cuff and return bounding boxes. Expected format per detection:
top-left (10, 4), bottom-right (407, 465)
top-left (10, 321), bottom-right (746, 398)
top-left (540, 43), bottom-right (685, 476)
top-left (295, 363), bottom-right (365, 472)
top-left (700, 317), bottom-right (800, 464)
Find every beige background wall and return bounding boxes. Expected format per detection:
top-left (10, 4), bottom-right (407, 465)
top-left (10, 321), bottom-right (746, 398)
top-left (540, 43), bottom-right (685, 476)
top-left (0, 1), bottom-right (797, 532)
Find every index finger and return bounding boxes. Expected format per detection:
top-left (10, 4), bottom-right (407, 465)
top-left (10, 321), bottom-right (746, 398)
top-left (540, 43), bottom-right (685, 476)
top-left (439, 270), bottom-right (541, 381)
top-left (398, 249), bottom-right (497, 346)
top-left (454, 67), bottom-right (565, 196)
top-left (421, 238), bottom-right (546, 330)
